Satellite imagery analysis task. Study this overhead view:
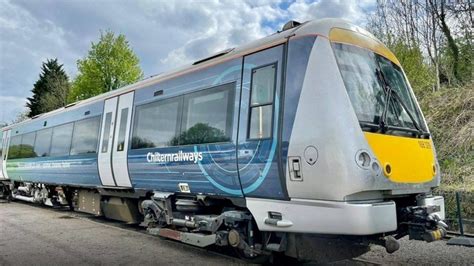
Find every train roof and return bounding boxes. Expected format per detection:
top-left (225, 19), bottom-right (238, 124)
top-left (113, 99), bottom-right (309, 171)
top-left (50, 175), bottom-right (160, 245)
top-left (2, 18), bottom-right (373, 131)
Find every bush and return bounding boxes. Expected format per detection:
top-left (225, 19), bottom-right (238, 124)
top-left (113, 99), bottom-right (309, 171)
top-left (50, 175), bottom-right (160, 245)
top-left (390, 41), bottom-right (435, 95)
top-left (419, 83), bottom-right (474, 191)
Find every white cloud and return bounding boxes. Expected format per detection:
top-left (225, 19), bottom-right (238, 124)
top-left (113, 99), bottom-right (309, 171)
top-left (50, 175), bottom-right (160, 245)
top-left (286, 0), bottom-right (373, 25)
top-left (0, 0), bottom-right (83, 121)
top-left (0, 0), bottom-right (375, 122)
top-left (0, 96), bottom-right (28, 124)
top-left (159, 1), bottom-right (284, 67)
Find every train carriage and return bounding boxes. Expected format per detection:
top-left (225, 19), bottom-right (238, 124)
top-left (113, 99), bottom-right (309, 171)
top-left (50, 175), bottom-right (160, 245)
top-left (0, 19), bottom-right (446, 262)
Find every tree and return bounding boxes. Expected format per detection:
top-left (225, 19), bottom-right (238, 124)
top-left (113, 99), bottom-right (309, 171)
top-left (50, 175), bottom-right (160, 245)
top-left (170, 123), bottom-right (230, 146)
top-left (26, 59), bottom-right (70, 117)
top-left (11, 111), bottom-right (29, 124)
top-left (457, 38), bottom-right (473, 83)
top-left (367, 0), bottom-right (472, 91)
top-left (419, 0), bottom-right (442, 91)
top-left (391, 41), bottom-right (435, 96)
top-left (428, 0), bottom-right (460, 82)
top-left (39, 74), bottom-right (70, 112)
top-left (69, 30), bottom-right (143, 102)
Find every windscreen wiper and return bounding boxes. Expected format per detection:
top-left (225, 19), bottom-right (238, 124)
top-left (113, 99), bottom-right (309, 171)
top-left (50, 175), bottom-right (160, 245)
top-left (375, 68), bottom-right (430, 137)
top-left (389, 90), bottom-right (429, 136)
top-left (359, 121), bottom-right (381, 131)
top-left (375, 68), bottom-right (390, 133)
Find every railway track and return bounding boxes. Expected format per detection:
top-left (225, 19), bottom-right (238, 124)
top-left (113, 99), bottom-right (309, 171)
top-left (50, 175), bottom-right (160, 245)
top-left (445, 230), bottom-right (474, 238)
top-left (349, 258), bottom-right (382, 265)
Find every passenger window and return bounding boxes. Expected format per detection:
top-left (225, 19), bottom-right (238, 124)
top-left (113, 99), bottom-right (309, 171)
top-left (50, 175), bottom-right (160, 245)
top-left (70, 117), bottom-right (101, 155)
top-left (50, 123), bottom-right (74, 156)
top-left (7, 135), bottom-right (22, 159)
top-left (132, 97), bottom-right (181, 149)
top-left (0, 131), bottom-right (3, 158)
top-left (101, 113), bottom-right (113, 153)
top-left (20, 132), bottom-right (36, 158)
top-left (179, 82), bottom-right (235, 145)
top-left (116, 108), bottom-right (129, 151)
top-left (248, 64), bottom-right (276, 139)
top-left (34, 128), bottom-right (53, 157)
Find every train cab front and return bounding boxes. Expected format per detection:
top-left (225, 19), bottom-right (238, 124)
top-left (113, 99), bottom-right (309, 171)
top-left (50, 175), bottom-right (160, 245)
top-left (247, 20), bottom-right (447, 259)
top-left (329, 26), bottom-right (448, 243)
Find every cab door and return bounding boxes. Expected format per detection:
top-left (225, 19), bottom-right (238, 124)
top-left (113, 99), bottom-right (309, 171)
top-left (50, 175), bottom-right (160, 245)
top-left (236, 44), bottom-right (286, 199)
top-left (97, 92), bottom-right (134, 187)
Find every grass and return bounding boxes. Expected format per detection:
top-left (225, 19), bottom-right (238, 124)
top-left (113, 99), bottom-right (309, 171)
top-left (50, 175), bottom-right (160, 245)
top-left (419, 82), bottom-right (474, 192)
top-left (418, 83), bottom-right (473, 230)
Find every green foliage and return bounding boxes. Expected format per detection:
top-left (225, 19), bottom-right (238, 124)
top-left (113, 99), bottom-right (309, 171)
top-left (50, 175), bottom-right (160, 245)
top-left (170, 123), bottom-right (230, 146)
top-left (389, 41), bottom-right (435, 95)
top-left (6, 145), bottom-right (21, 160)
top-left (423, 84), bottom-right (473, 228)
top-left (7, 144), bottom-right (36, 159)
top-left (457, 41), bottom-right (473, 83)
top-left (69, 30), bottom-right (143, 102)
top-left (445, 38), bottom-right (473, 85)
top-left (434, 190), bottom-right (474, 231)
top-left (420, 83), bottom-right (473, 191)
top-left (40, 75), bottom-right (70, 112)
top-left (26, 59), bottom-right (70, 117)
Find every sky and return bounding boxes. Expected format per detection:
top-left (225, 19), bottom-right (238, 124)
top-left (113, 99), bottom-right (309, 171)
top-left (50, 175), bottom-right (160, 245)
top-left (0, 0), bottom-right (375, 123)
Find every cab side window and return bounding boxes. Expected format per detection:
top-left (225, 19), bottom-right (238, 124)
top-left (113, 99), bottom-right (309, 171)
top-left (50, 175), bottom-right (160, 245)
top-left (248, 64), bottom-right (276, 139)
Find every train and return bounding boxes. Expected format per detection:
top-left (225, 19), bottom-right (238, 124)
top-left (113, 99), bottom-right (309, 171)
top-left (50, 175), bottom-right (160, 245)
top-left (0, 19), bottom-right (447, 262)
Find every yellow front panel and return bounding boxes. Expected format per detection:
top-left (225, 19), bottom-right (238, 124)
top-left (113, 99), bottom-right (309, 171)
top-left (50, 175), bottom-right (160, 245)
top-left (364, 132), bottom-right (436, 183)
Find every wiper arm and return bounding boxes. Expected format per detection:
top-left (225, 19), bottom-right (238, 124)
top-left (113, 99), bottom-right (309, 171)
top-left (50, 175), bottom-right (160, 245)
top-left (389, 90), bottom-right (427, 135)
top-left (375, 68), bottom-right (390, 132)
top-left (359, 121), bottom-right (381, 131)
top-left (385, 125), bottom-right (426, 135)
top-left (375, 68), bottom-right (429, 137)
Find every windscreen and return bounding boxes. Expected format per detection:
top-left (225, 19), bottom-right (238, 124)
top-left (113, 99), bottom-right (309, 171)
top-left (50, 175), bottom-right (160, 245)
top-left (332, 42), bottom-right (426, 135)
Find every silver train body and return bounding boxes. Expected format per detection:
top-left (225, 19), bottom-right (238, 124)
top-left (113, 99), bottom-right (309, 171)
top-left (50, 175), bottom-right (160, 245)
top-left (0, 19), bottom-right (446, 262)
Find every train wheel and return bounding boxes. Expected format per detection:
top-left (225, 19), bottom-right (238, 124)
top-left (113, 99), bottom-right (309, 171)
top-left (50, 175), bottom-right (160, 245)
top-left (0, 183), bottom-right (12, 202)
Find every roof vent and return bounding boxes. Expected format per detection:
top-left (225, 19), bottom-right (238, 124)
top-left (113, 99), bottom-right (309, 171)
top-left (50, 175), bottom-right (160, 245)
top-left (282, 20), bottom-right (301, 31)
top-left (193, 48), bottom-right (234, 65)
top-left (65, 101), bottom-right (79, 108)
